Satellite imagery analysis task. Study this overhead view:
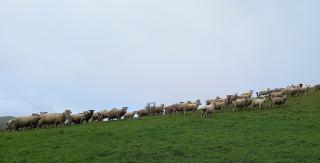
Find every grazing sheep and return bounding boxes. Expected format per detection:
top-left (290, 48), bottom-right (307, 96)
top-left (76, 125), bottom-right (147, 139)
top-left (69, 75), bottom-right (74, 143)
top-left (201, 103), bottom-right (214, 118)
top-left (271, 96), bottom-right (287, 107)
top-left (124, 112), bottom-right (136, 119)
top-left (38, 110), bottom-right (72, 128)
top-left (252, 98), bottom-right (266, 109)
top-left (107, 107), bottom-right (128, 120)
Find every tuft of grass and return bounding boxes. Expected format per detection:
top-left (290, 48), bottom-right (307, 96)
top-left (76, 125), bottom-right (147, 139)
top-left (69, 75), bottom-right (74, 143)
top-left (0, 91), bottom-right (320, 162)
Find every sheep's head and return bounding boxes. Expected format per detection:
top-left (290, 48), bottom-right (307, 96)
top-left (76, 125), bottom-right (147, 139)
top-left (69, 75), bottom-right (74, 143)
top-left (196, 99), bottom-right (201, 105)
top-left (40, 112), bottom-right (47, 115)
top-left (64, 109), bottom-right (72, 117)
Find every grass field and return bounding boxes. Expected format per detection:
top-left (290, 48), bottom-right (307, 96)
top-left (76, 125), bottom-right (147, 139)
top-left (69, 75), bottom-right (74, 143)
top-left (1, 91), bottom-right (320, 162)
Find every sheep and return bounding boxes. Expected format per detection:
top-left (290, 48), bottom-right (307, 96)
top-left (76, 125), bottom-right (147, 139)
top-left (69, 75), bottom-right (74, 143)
top-left (256, 89), bottom-right (270, 97)
top-left (149, 104), bottom-right (165, 115)
top-left (284, 87), bottom-right (298, 96)
top-left (38, 109), bottom-right (72, 128)
top-left (269, 88), bottom-right (284, 93)
top-left (123, 112), bottom-right (136, 119)
top-left (164, 104), bottom-right (180, 115)
top-left (270, 91), bottom-right (285, 98)
top-left (232, 98), bottom-right (252, 111)
top-left (136, 108), bottom-right (150, 117)
top-left (252, 98), bottom-right (266, 109)
top-left (271, 96), bottom-right (287, 107)
top-left (225, 94), bottom-right (238, 106)
top-left (69, 110), bottom-right (94, 125)
top-left (237, 94), bottom-right (251, 99)
top-left (298, 87), bottom-right (308, 95)
top-left (106, 107), bottom-right (128, 120)
top-left (241, 90), bottom-right (253, 97)
top-left (97, 110), bottom-right (110, 121)
top-left (91, 112), bottom-right (101, 122)
top-left (201, 103), bottom-right (214, 118)
top-left (6, 114), bottom-right (41, 131)
top-left (206, 96), bottom-right (221, 105)
top-left (181, 100), bottom-right (201, 115)
top-left (315, 84), bottom-right (320, 92)
top-left (212, 101), bottom-right (226, 111)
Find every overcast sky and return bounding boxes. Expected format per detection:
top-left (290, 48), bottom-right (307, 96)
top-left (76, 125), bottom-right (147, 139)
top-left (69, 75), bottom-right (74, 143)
top-left (1, 0), bottom-right (319, 116)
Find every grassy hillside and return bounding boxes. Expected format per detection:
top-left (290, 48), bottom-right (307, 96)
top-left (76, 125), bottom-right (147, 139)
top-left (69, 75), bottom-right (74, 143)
top-left (0, 91), bottom-right (320, 162)
top-left (0, 116), bottom-right (15, 130)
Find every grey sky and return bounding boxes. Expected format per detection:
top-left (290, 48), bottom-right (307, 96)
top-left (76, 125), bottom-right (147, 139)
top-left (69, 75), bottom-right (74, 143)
top-left (1, 0), bottom-right (319, 116)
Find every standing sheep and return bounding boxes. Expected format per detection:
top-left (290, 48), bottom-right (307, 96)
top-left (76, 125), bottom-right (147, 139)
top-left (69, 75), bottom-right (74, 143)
top-left (252, 98), bottom-right (266, 109)
top-left (271, 96), bottom-right (287, 108)
top-left (232, 98), bottom-right (252, 111)
top-left (106, 107), bottom-right (128, 120)
top-left (201, 103), bottom-right (214, 118)
top-left (38, 110), bottom-right (72, 128)
top-left (123, 112), bottom-right (136, 119)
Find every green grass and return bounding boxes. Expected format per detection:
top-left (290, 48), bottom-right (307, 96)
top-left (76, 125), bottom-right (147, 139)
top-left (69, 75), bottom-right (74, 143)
top-left (1, 91), bottom-right (320, 162)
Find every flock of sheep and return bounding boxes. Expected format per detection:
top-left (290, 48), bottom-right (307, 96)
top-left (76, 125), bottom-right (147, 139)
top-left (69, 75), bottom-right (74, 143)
top-left (5, 83), bottom-right (320, 131)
